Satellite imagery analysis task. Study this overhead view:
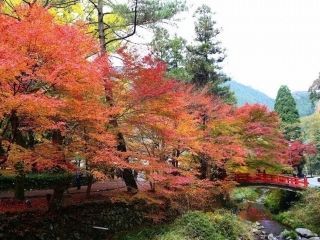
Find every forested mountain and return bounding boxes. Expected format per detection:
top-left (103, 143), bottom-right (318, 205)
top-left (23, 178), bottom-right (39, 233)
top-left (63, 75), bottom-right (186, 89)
top-left (227, 81), bottom-right (314, 117)
top-left (227, 81), bottom-right (275, 109)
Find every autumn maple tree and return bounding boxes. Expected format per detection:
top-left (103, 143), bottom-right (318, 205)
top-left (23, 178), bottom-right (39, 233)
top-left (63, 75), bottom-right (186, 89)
top-left (93, 52), bottom-right (201, 191)
top-left (234, 104), bottom-right (289, 172)
top-left (288, 140), bottom-right (316, 177)
top-left (0, 2), bottom-right (306, 215)
top-left (0, 3), bottom-right (118, 207)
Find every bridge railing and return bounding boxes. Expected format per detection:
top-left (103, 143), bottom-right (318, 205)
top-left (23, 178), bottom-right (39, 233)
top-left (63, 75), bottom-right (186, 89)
top-left (234, 173), bottom-right (308, 189)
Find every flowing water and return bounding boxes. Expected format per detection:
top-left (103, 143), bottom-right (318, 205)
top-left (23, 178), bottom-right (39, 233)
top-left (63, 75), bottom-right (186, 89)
top-left (237, 188), bottom-right (287, 239)
top-left (239, 201), bottom-right (285, 236)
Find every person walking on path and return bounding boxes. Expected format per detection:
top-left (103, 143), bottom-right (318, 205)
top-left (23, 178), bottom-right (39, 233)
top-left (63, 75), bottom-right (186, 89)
top-left (76, 171), bottom-right (82, 190)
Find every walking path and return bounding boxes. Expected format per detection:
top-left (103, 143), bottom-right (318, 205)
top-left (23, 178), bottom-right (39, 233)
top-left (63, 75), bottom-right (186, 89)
top-left (1, 176), bottom-right (318, 200)
top-left (0, 179), bottom-right (149, 199)
top-left (308, 176), bottom-right (320, 188)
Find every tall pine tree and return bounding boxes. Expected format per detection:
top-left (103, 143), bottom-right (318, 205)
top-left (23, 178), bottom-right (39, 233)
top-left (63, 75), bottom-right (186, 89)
top-left (274, 85), bottom-right (301, 140)
top-left (186, 5), bottom-right (235, 104)
top-left (151, 27), bottom-right (190, 81)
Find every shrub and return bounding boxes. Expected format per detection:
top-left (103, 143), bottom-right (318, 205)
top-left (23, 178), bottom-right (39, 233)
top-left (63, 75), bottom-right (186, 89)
top-left (119, 211), bottom-right (253, 240)
top-left (175, 211), bottom-right (225, 240)
top-left (211, 209), bottom-right (253, 240)
top-left (264, 189), bottom-right (300, 214)
top-left (0, 173), bottom-right (73, 191)
top-left (230, 187), bottom-right (260, 203)
top-left (280, 229), bottom-right (298, 240)
top-left (276, 189), bottom-right (320, 234)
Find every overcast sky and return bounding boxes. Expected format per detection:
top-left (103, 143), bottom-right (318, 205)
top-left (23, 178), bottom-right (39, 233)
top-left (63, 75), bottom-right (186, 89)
top-left (173, 0), bottom-right (320, 98)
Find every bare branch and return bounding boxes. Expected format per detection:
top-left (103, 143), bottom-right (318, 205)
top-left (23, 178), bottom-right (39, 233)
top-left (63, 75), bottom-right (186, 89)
top-left (104, 0), bottom-right (138, 46)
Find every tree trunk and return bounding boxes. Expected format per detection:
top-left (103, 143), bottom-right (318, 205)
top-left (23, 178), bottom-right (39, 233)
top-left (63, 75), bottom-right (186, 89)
top-left (97, 0), bottom-right (106, 54)
top-left (200, 156), bottom-right (208, 179)
top-left (149, 181), bottom-right (156, 192)
top-left (48, 185), bottom-right (66, 212)
top-left (14, 161), bottom-right (25, 200)
top-left (122, 168), bottom-right (138, 192)
top-left (14, 176), bottom-right (25, 200)
top-left (116, 131), bottom-right (138, 192)
top-left (86, 174), bottom-right (94, 198)
top-left (297, 164), bottom-right (304, 178)
top-left (97, 1), bottom-right (137, 193)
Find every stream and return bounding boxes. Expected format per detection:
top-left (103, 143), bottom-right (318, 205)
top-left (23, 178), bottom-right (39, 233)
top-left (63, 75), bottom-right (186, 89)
top-left (237, 189), bottom-right (287, 239)
top-left (239, 201), bottom-right (285, 238)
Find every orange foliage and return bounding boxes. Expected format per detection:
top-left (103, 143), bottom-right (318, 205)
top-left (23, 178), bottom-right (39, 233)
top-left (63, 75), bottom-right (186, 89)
top-left (235, 104), bottom-right (289, 165)
top-left (0, 4), bottom-right (114, 171)
top-left (0, 4), bottom-right (294, 199)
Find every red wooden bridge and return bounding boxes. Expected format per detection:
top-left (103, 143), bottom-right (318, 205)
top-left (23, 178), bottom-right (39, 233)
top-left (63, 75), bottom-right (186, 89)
top-left (234, 173), bottom-right (308, 190)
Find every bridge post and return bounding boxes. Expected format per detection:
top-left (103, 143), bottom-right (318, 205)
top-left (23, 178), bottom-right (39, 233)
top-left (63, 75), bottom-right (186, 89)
top-left (294, 177), bottom-right (298, 187)
top-left (303, 176), bottom-right (308, 187)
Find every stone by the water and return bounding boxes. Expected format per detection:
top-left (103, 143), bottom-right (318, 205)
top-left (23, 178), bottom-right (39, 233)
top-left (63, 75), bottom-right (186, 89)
top-left (267, 233), bottom-right (278, 240)
top-left (295, 228), bottom-right (318, 238)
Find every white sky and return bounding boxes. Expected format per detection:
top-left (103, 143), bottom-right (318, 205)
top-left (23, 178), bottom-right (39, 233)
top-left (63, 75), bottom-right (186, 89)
top-left (173, 0), bottom-right (320, 98)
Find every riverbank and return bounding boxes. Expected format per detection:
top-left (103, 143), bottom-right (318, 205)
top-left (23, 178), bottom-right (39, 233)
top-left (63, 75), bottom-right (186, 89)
top-left (233, 187), bottom-right (320, 240)
top-left (116, 211), bottom-right (254, 240)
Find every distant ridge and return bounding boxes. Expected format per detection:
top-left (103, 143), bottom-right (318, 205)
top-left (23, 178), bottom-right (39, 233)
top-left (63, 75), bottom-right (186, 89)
top-left (292, 91), bottom-right (314, 117)
top-left (227, 80), bottom-right (274, 110)
top-left (226, 80), bottom-right (314, 117)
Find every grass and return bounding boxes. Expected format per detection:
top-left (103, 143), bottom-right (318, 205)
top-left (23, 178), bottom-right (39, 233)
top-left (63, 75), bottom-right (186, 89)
top-left (116, 210), bottom-right (253, 240)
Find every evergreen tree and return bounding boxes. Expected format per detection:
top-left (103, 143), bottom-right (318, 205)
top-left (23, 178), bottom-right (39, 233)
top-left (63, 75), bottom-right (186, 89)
top-left (307, 130), bottom-right (320, 176)
top-left (186, 5), bottom-right (235, 104)
top-left (274, 85), bottom-right (301, 140)
top-left (151, 27), bottom-right (191, 81)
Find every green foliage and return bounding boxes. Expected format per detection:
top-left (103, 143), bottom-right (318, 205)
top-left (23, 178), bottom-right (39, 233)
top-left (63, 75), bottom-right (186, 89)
top-left (275, 86), bottom-right (300, 124)
top-left (226, 82), bottom-right (313, 116)
top-left (134, 0), bottom-right (187, 25)
top-left (274, 85), bottom-right (301, 140)
top-left (119, 211), bottom-right (253, 240)
top-left (301, 113), bottom-right (320, 142)
top-left (0, 173), bottom-right (73, 191)
top-left (306, 129), bottom-right (320, 175)
top-left (301, 115), bottom-right (320, 175)
top-left (276, 189), bottom-right (320, 234)
top-left (174, 211), bottom-right (225, 240)
top-left (151, 27), bottom-right (191, 81)
top-left (151, 5), bottom-right (235, 103)
top-left (186, 5), bottom-right (235, 104)
top-left (241, 156), bottom-right (285, 174)
top-left (230, 187), bottom-right (260, 203)
top-left (264, 189), bottom-right (300, 214)
top-left (280, 230), bottom-right (298, 240)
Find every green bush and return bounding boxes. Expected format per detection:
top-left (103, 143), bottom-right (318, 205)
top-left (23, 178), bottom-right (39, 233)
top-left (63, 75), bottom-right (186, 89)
top-left (280, 230), bottom-right (298, 240)
top-left (0, 173), bottom-right (73, 191)
top-left (118, 211), bottom-right (253, 240)
top-left (211, 209), bottom-right (253, 239)
top-left (0, 175), bottom-right (16, 190)
top-left (264, 189), bottom-right (300, 214)
top-left (230, 187), bottom-right (260, 203)
top-left (175, 211), bottom-right (225, 240)
top-left (276, 189), bottom-right (320, 234)
top-left (264, 189), bottom-right (282, 213)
